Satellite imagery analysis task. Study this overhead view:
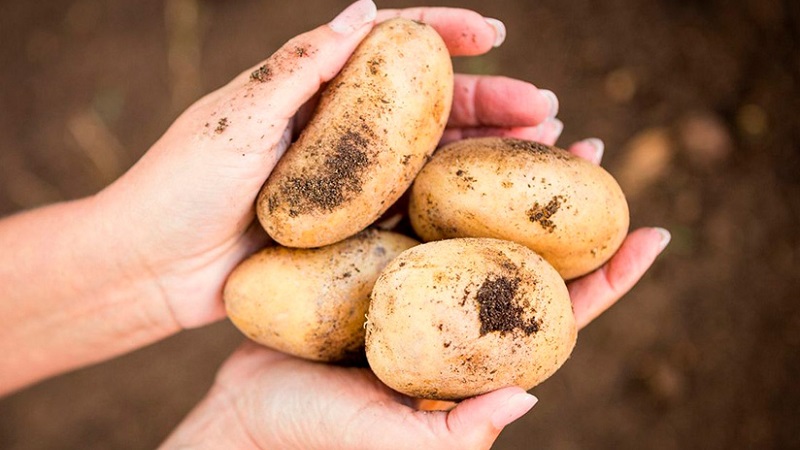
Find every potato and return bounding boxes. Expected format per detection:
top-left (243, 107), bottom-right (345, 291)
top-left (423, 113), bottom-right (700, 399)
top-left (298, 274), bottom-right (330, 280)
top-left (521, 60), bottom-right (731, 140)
top-left (409, 137), bottom-right (629, 279)
top-left (365, 238), bottom-right (576, 400)
top-left (257, 18), bottom-right (453, 248)
top-left (224, 229), bottom-right (418, 362)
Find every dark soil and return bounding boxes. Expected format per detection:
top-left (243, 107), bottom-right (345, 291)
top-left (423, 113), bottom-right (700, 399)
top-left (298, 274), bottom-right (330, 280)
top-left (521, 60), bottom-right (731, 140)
top-left (476, 275), bottom-right (539, 336)
top-left (1, 1), bottom-right (798, 449)
top-left (281, 129), bottom-right (371, 214)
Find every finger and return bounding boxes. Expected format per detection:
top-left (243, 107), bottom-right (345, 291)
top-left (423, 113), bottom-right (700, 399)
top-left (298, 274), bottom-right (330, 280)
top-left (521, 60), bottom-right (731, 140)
top-left (225, 0), bottom-right (377, 122)
top-left (376, 8), bottom-right (504, 55)
top-left (569, 227), bottom-right (671, 329)
top-left (440, 118), bottom-right (563, 146)
top-left (567, 138), bottom-right (605, 165)
top-left (440, 387), bottom-right (538, 448)
top-left (176, 0), bottom-right (377, 184)
top-left (449, 75), bottom-right (558, 128)
top-left (368, 387), bottom-right (536, 449)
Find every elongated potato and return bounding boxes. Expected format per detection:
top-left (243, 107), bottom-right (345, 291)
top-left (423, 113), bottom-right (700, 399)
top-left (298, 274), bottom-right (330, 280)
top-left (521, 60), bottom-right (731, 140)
top-left (409, 138), bottom-right (629, 279)
top-left (224, 229), bottom-right (418, 362)
top-left (366, 238), bottom-right (576, 400)
top-left (257, 18), bottom-right (453, 248)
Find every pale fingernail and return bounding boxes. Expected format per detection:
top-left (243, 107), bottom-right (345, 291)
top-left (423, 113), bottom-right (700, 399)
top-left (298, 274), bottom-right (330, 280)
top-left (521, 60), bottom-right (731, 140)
top-left (654, 227), bottom-right (671, 251)
top-left (484, 18), bottom-right (507, 47)
top-left (550, 118), bottom-right (564, 140)
top-left (583, 138), bottom-right (605, 164)
top-left (491, 392), bottom-right (538, 429)
top-left (540, 89), bottom-right (559, 118)
top-left (329, 0), bottom-right (377, 35)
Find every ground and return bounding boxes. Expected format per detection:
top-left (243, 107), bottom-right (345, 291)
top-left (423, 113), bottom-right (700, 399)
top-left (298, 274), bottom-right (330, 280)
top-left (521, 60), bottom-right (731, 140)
top-left (1, 0), bottom-right (799, 448)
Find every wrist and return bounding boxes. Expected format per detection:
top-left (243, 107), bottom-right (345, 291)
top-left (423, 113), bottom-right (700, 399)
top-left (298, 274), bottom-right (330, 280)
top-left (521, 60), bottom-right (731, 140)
top-left (79, 191), bottom-right (182, 332)
top-left (0, 195), bottom-right (179, 394)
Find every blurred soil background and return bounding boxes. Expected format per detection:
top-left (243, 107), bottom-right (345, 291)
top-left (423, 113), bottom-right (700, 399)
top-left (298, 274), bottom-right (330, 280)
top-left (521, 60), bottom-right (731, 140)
top-left (1, 0), bottom-right (799, 448)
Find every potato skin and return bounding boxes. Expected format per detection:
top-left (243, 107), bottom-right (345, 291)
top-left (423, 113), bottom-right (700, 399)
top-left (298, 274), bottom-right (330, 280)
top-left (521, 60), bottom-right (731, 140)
top-left (224, 229), bottom-right (418, 362)
top-left (365, 238), bottom-right (576, 400)
top-left (257, 18), bottom-right (453, 248)
top-left (409, 138), bottom-right (630, 279)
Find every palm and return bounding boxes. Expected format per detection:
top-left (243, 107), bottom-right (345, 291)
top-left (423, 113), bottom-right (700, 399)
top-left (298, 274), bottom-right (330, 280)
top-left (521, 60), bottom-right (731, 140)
top-left (216, 345), bottom-right (410, 449)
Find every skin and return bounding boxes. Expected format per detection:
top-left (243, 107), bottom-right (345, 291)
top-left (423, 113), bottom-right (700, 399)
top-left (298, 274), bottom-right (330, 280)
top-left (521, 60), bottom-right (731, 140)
top-left (0, 2), bottom-right (669, 449)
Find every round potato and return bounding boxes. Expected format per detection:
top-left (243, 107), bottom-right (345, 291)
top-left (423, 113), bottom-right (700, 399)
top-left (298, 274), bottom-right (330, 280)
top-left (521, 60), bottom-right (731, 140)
top-left (365, 238), bottom-right (576, 400)
top-left (224, 229), bottom-right (418, 362)
top-left (409, 137), bottom-right (629, 279)
top-left (257, 18), bottom-right (453, 248)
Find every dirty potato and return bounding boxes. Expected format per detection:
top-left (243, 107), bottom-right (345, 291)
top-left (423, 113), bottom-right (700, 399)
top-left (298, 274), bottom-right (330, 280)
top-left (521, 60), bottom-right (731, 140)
top-left (408, 137), bottom-right (629, 279)
top-left (224, 229), bottom-right (418, 362)
top-left (365, 238), bottom-right (576, 400)
top-left (257, 18), bottom-right (453, 248)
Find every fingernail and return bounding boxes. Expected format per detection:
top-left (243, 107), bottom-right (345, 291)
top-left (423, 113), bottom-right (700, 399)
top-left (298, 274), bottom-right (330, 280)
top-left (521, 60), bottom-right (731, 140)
top-left (329, 0), bottom-right (377, 35)
top-left (654, 227), bottom-right (671, 251)
top-left (539, 89), bottom-right (559, 118)
top-left (549, 118), bottom-right (564, 140)
top-left (583, 138), bottom-right (605, 164)
top-left (532, 118), bottom-right (564, 143)
top-left (491, 392), bottom-right (538, 429)
top-left (484, 18), bottom-right (507, 47)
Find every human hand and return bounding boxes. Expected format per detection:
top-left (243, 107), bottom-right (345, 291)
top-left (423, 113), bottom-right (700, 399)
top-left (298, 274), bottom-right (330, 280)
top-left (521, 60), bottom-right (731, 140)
top-left (159, 3), bottom-right (669, 447)
top-left (161, 216), bottom-right (667, 450)
top-left (94, 1), bottom-right (561, 330)
top-left (160, 133), bottom-right (670, 449)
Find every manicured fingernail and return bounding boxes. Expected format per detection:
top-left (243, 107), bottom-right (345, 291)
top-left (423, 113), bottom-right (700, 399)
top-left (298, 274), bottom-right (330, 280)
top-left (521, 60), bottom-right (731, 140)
top-left (655, 227), bottom-right (671, 251)
top-left (484, 18), bottom-right (506, 47)
top-left (583, 138), bottom-right (605, 164)
top-left (329, 0), bottom-right (377, 35)
top-left (540, 89), bottom-right (559, 118)
top-left (491, 392), bottom-right (538, 429)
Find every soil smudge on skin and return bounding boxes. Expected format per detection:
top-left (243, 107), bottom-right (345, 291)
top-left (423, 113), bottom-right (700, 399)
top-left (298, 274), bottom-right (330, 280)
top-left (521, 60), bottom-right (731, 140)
top-left (294, 46), bottom-right (309, 57)
top-left (504, 139), bottom-right (570, 161)
top-left (250, 64), bottom-right (272, 82)
top-left (476, 275), bottom-right (539, 336)
top-left (280, 130), bottom-right (370, 216)
top-left (527, 195), bottom-right (564, 232)
top-left (215, 117), bottom-right (229, 134)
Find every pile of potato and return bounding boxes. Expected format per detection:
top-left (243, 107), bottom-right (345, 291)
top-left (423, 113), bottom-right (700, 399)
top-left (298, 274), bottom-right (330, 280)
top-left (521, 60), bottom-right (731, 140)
top-left (223, 18), bottom-right (629, 401)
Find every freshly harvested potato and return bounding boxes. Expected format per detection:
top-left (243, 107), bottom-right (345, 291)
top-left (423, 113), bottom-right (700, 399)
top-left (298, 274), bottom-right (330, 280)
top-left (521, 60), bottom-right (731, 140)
top-left (409, 137), bottom-right (629, 279)
top-left (365, 238), bottom-right (576, 400)
top-left (257, 18), bottom-right (453, 248)
top-left (224, 229), bottom-right (418, 362)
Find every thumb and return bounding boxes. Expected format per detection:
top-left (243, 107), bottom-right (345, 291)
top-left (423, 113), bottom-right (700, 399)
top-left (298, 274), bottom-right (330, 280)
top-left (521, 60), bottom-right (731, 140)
top-left (441, 387), bottom-right (539, 449)
top-left (174, 0), bottom-right (377, 174)
top-left (230, 0), bottom-right (378, 121)
top-left (368, 387), bottom-right (538, 450)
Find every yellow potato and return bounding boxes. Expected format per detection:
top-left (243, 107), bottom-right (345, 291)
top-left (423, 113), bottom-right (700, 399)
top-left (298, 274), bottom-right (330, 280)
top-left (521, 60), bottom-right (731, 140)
top-left (224, 229), bottom-right (418, 362)
top-left (257, 18), bottom-right (453, 248)
top-left (365, 238), bottom-right (576, 400)
top-left (409, 137), bottom-right (629, 279)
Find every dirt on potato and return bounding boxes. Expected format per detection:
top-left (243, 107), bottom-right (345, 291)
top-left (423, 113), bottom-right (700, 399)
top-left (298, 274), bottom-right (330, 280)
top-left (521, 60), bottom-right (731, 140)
top-left (0, 1), bottom-right (798, 449)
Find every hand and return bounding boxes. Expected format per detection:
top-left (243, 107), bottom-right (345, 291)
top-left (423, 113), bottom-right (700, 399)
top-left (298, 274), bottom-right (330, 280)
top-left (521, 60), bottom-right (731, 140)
top-left (157, 3), bottom-right (670, 447)
top-left (0, 0), bottom-right (568, 396)
top-left (161, 219), bottom-right (668, 450)
top-left (95, 2), bottom-right (561, 329)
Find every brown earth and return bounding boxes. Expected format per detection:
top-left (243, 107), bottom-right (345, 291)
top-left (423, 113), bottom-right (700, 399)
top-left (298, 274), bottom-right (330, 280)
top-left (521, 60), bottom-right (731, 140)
top-left (1, 0), bottom-right (799, 448)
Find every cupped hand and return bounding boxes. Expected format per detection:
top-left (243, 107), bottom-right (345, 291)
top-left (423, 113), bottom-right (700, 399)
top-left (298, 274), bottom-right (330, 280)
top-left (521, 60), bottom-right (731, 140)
top-left (161, 216), bottom-right (667, 450)
top-left (94, 1), bottom-right (559, 331)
